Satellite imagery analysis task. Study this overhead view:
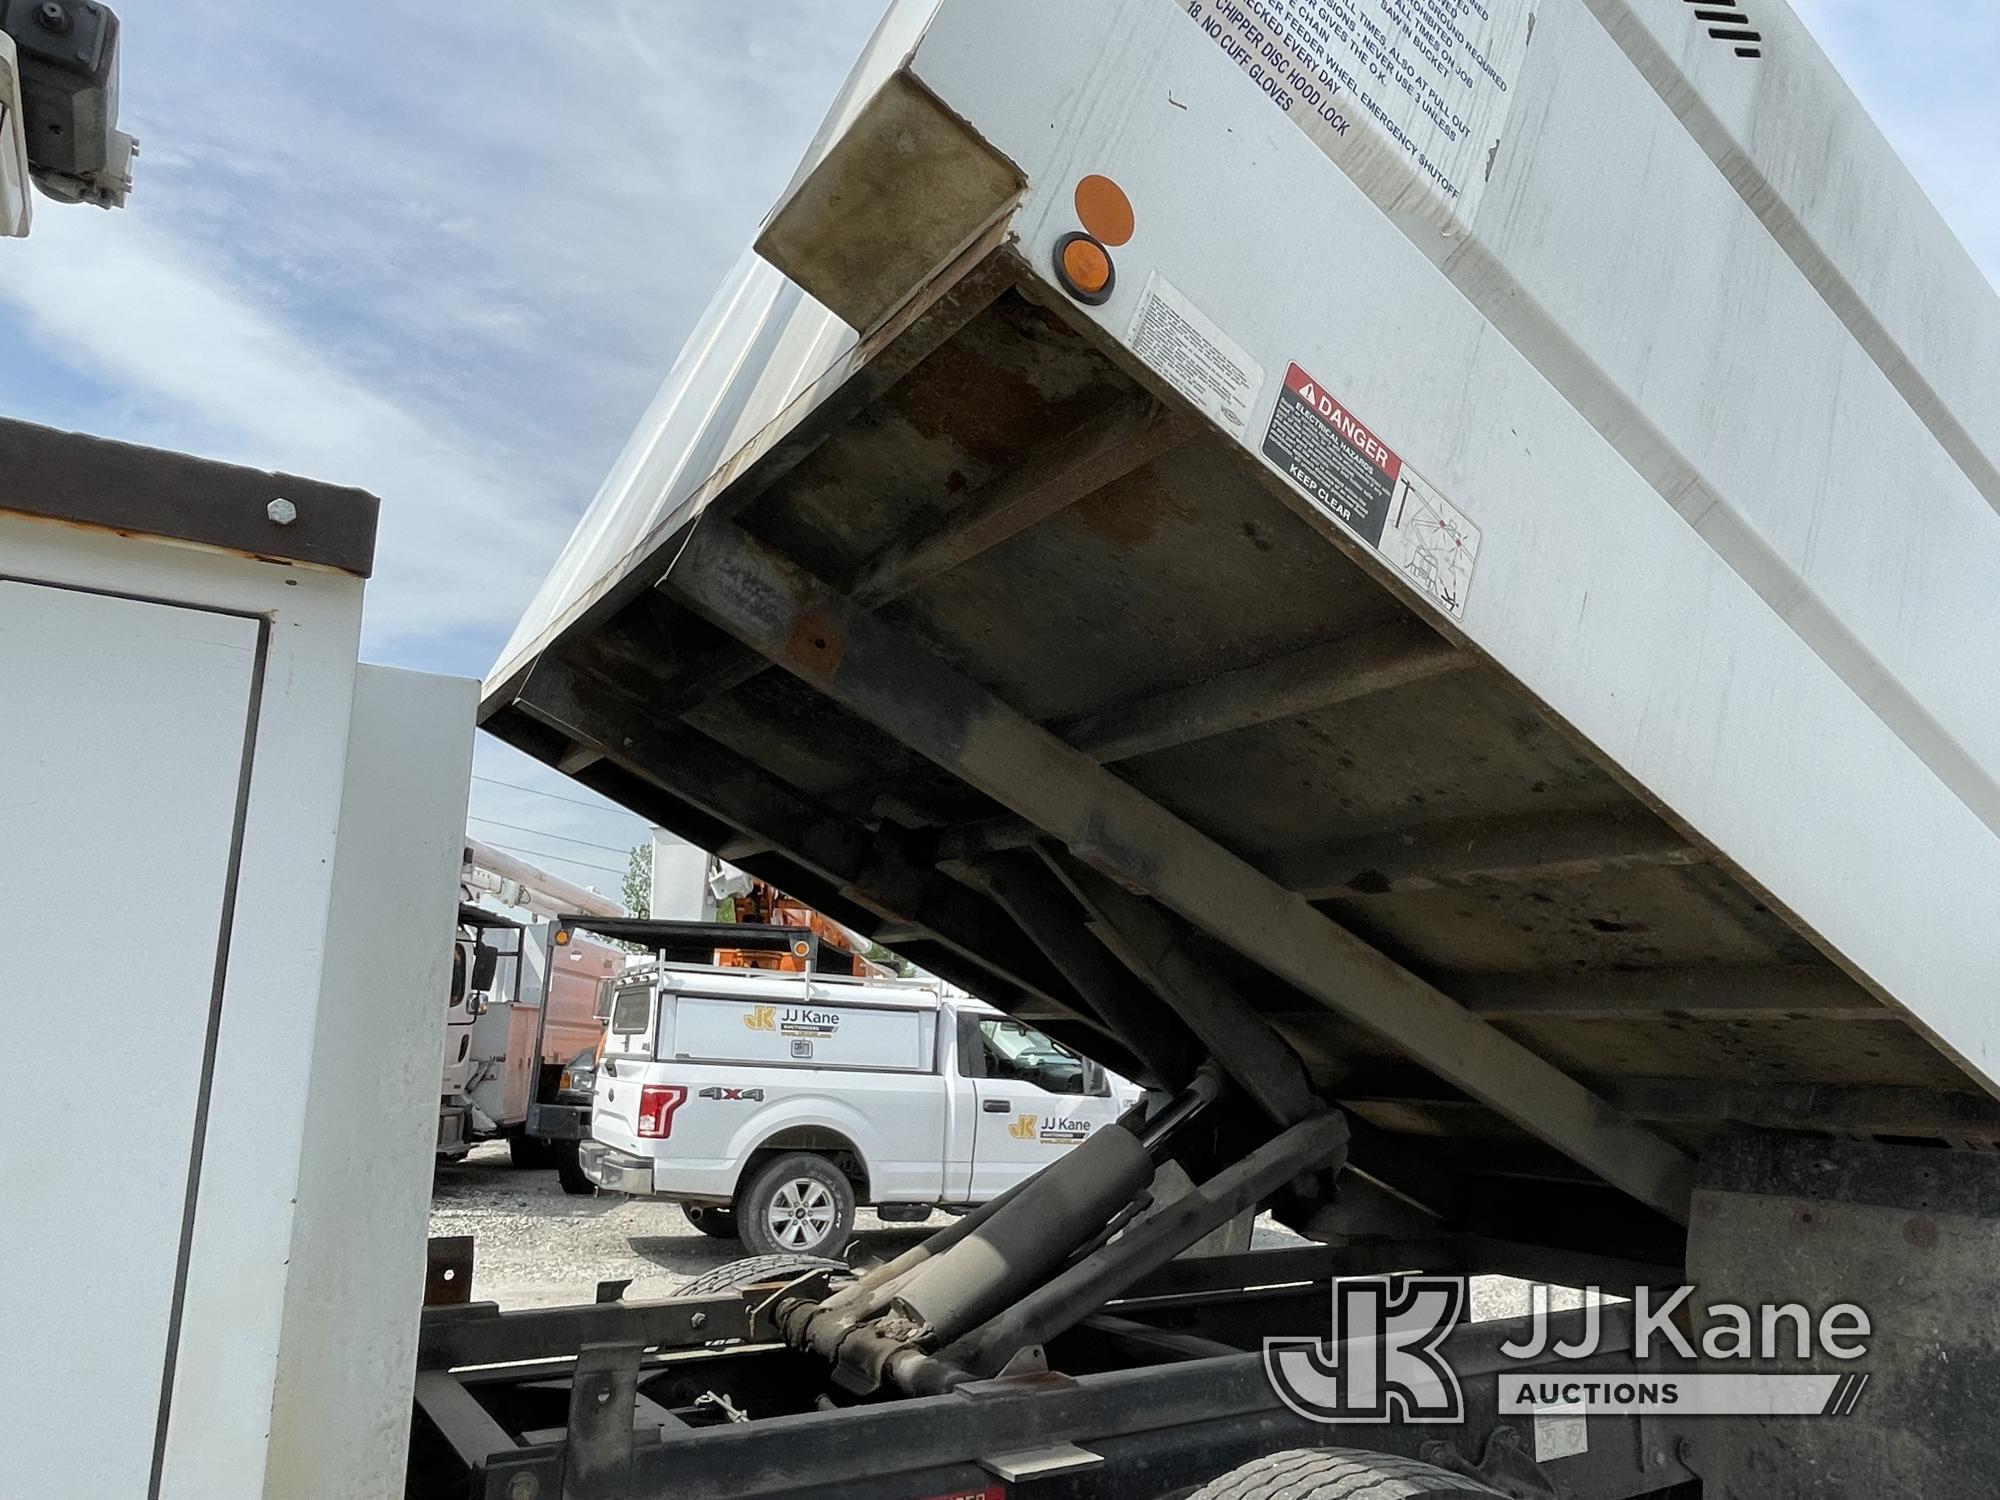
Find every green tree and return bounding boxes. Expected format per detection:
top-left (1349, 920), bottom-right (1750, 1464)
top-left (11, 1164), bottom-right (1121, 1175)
top-left (867, 942), bottom-right (916, 978)
top-left (622, 844), bottom-right (650, 919)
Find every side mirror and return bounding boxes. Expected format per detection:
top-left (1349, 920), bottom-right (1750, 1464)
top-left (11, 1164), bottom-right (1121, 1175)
top-left (470, 942), bottom-right (500, 993)
top-left (1087, 1062), bottom-right (1108, 1097)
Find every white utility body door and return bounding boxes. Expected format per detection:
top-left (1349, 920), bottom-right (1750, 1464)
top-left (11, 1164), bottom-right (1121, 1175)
top-left (1, 582), bottom-right (261, 1500)
top-left (963, 1011), bottom-right (1124, 1199)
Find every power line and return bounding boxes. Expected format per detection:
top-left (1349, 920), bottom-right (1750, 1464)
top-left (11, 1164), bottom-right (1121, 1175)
top-left (472, 773), bottom-right (640, 815)
top-left (478, 840), bottom-right (626, 879)
top-left (468, 815), bottom-right (634, 856)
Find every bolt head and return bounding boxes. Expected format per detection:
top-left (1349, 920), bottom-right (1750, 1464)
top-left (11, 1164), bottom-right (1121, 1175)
top-left (505, 1474), bottom-right (540, 1500)
top-left (690, 1311), bottom-right (707, 1329)
top-left (267, 497), bottom-right (298, 526)
top-left (36, 4), bottom-right (71, 34)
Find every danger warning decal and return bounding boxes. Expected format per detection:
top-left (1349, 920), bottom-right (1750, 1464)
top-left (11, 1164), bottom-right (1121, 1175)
top-left (1265, 364), bottom-right (1401, 544)
top-left (1263, 362), bottom-right (1480, 617)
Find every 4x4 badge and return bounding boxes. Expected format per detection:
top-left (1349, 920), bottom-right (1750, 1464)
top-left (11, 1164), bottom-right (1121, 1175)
top-left (697, 1086), bottom-right (766, 1103)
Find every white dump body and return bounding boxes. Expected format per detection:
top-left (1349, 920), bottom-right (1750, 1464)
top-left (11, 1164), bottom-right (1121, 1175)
top-left (485, 0), bottom-right (2000, 1231)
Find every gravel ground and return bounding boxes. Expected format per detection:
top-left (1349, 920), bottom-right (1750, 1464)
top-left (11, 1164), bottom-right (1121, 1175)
top-left (430, 1143), bottom-right (950, 1308)
top-left (431, 1142), bottom-right (1570, 1323)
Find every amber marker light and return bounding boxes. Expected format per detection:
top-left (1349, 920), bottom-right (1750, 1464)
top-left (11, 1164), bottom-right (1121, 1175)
top-left (1055, 173), bottom-right (1134, 306)
top-left (1054, 231), bottom-right (1116, 305)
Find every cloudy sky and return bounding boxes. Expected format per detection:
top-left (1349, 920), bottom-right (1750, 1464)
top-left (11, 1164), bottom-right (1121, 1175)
top-left (3, 0), bottom-right (1992, 899)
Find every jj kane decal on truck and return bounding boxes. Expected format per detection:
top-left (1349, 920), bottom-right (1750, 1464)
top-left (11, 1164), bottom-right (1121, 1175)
top-left (743, 1004), bottom-right (842, 1038)
top-left (1008, 1113), bottom-right (1096, 1145)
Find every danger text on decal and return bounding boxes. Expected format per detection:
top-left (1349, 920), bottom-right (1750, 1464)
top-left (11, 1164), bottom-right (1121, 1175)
top-left (1262, 362), bottom-right (1402, 546)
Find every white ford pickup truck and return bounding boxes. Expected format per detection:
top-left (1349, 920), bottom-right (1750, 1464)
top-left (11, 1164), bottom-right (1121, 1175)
top-left (581, 964), bottom-right (1141, 1255)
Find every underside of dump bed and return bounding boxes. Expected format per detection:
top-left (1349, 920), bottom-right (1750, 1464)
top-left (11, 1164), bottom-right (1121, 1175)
top-left (482, 234), bottom-right (1997, 1265)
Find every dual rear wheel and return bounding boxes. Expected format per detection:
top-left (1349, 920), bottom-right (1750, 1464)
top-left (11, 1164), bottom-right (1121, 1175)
top-left (1183, 1449), bottom-right (1502, 1499)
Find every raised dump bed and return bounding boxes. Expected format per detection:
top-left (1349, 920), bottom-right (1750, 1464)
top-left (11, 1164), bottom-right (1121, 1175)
top-left (482, 0), bottom-right (2000, 1265)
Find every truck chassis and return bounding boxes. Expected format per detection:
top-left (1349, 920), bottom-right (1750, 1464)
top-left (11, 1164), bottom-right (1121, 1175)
top-left (409, 1237), bottom-right (1696, 1500)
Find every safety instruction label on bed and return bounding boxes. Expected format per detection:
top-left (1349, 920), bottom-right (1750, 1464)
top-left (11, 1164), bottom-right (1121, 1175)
top-left (1128, 271), bottom-right (1265, 435)
top-left (1263, 362), bottom-right (1479, 617)
top-left (1171, 0), bottom-right (1536, 233)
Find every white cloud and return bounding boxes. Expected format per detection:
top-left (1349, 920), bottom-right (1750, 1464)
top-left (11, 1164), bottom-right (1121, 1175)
top-left (1, 205), bottom-right (563, 640)
top-left (0, 0), bottom-right (885, 655)
top-left (0, 0), bottom-right (885, 887)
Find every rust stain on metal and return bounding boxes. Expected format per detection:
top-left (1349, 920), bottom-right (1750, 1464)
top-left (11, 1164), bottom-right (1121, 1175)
top-left (1904, 1215), bottom-right (1939, 1250)
top-left (786, 609), bottom-right (847, 677)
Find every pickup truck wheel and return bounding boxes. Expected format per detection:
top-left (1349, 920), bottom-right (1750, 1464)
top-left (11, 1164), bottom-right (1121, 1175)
top-left (681, 1205), bottom-right (739, 1239)
top-left (1187, 1449), bottom-right (1503, 1499)
top-left (737, 1153), bottom-right (856, 1258)
top-left (553, 1141), bottom-right (594, 1196)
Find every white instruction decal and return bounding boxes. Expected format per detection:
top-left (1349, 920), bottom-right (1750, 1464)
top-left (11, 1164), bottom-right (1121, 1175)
top-left (1533, 1399), bottom-right (1589, 1462)
top-left (1262, 361), bottom-right (1479, 618)
top-left (1173, 0), bottom-right (1536, 233)
top-left (1128, 272), bottom-right (1265, 435)
top-left (1379, 465), bottom-right (1479, 619)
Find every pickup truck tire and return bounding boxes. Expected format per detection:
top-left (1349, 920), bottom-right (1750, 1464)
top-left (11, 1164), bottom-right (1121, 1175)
top-left (1187, 1449), bottom-right (1504, 1499)
top-left (553, 1141), bottom-right (594, 1196)
top-left (736, 1153), bottom-right (856, 1258)
top-left (682, 1205), bottom-right (739, 1239)
top-left (676, 1253), bottom-right (849, 1297)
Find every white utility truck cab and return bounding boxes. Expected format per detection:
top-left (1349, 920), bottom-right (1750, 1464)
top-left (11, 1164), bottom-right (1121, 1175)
top-left (582, 964), bottom-right (1140, 1255)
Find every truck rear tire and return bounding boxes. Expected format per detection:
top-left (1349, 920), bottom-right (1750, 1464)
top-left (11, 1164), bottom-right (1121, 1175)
top-left (681, 1205), bottom-right (739, 1239)
top-left (507, 1133), bottom-right (552, 1170)
top-left (1188, 1449), bottom-right (1503, 1499)
top-left (736, 1153), bottom-right (856, 1258)
top-left (554, 1140), bottom-right (594, 1196)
